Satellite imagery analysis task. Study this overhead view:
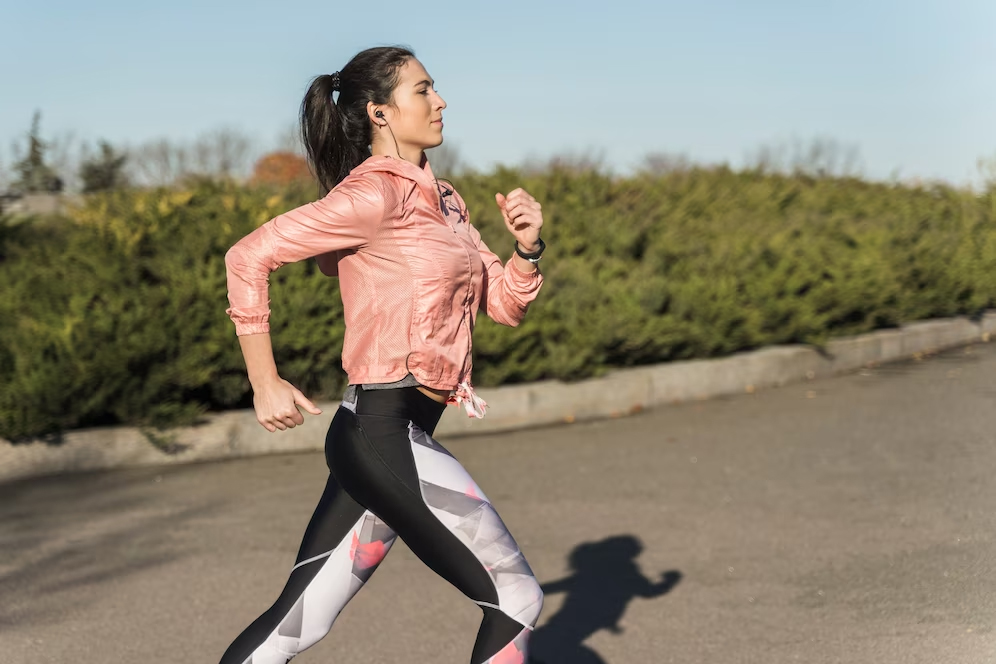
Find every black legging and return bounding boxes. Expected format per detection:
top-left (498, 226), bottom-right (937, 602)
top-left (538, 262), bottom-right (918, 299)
top-left (219, 385), bottom-right (544, 664)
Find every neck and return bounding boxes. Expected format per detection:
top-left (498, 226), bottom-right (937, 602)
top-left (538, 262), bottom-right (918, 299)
top-left (371, 137), bottom-right (424, 168)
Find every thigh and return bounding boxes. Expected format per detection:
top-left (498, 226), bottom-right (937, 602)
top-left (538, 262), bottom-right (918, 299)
top-left (332, 410), bottom-right (541, 626)
top-left (401, 423), bottom-right (541, 626)
top-left (294, 469), bottom-right (391, 568)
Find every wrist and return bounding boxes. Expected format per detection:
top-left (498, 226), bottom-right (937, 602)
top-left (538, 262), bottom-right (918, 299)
top-left (514, 237), bottom-right (546, 262)
top-left (249, 371), bottom-right (281, 391)
top-left (511, 252), bottom-right (539, 274)
top-left (516, 240), bottom-right (541, 254)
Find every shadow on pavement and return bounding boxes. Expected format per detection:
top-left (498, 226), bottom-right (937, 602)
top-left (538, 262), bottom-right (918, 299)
top-left (0, 467), bottom-right (220, 627)
top-left (530, 535), bottom-right (682, 664)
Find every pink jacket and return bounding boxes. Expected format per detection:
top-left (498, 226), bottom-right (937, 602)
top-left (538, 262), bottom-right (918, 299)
top-left (224, 155), bottom-right (544, 418)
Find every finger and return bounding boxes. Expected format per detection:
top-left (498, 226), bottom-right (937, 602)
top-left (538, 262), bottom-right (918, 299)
top-left (514, 199), bottom-right (542, 214)
top-left (260, 419), bottom-right (277, 433)
top-left (276, 409), bottom-right (303, 427)
top-left (503, 199), bottom-right (528, 216)
top-left (495, 193), bottom-right (513, 224)
top-left (270, 418), bottom-right (288, 431)
top-left (503, 200), bottom-right (539, 219)
top-left (505, 212), bottom-right (536, 231)
top-left (294, 389), bottom-right (323, 415)
top-left (508, 189), bottom-right (535, 205)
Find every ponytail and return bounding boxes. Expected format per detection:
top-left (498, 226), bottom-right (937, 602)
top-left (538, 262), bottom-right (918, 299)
top-left (300, 46), bottom-right (414, 197)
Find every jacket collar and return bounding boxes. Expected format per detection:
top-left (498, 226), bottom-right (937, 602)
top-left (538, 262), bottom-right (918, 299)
top-left (351, 154), bottom-right (441, 208)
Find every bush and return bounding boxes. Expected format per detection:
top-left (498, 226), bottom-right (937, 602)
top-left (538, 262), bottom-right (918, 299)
top-left (1, 168), bottom-right (994, 439)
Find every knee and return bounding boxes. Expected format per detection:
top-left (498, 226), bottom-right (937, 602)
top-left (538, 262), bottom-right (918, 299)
top-left (517, 575), bottom-right (545, 628)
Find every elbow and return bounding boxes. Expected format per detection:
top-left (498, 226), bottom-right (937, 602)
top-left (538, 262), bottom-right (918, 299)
top-left (225, 241), bottom-right (267, 281)
top-left (503, 309), bottom-right (526, 327)
top-left (486, 300), bottom-right (528, 328)
top-left (224, 242), bottom-right (272, 335)
top-left (224, 243), bottom-right (243, 276)
top-left (481, 280), bottom-right (535, 327)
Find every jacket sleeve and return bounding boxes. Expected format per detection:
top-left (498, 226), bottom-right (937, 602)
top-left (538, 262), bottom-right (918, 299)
top-left (467, 220), bottom-right (544, 327)
top-left (225, 174), bottom-right (385, 336)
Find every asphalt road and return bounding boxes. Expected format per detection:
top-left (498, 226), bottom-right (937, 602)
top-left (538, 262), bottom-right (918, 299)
top-left (2, 343), bottom-right (995, 664)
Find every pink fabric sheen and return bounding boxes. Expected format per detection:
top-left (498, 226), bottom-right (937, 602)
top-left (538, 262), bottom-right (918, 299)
top-left (224, 155), bottom-right (543, 416)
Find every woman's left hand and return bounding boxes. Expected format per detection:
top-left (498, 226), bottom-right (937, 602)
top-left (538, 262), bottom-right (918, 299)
top-left (495, 188), bottom-right (543, 251)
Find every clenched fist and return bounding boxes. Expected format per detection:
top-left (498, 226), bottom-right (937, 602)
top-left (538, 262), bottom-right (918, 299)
top-left (252, 376), bottom-right (323, 432)
top-left (495, 188), bottom-right (543, 252)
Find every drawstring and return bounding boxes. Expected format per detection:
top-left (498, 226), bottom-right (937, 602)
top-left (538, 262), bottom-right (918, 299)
top-left (432, 179), bottom-right (482, 418)
top-left (435, 179), bottom-right (454, 217)
top-left (446, 380), bottom-right (488, 419)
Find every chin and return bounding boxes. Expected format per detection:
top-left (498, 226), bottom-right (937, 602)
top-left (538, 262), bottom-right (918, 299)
top-left (426, 134), bottom-right (445, 149)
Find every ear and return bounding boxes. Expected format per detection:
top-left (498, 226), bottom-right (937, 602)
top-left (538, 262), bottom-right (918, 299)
top-left (366, 101), bottom-right (385, 127)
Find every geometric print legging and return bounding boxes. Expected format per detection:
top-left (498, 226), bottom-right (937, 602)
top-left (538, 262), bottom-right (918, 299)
top-left (218, 384), bottom-right (544, 664)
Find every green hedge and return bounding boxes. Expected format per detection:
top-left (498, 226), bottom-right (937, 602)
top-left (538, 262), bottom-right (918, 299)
top-left (1, 168), bottom-right (994, 439)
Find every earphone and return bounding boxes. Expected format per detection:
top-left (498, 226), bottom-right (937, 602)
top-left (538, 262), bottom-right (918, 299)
top-left (373, 109), bottom-right (402, 160)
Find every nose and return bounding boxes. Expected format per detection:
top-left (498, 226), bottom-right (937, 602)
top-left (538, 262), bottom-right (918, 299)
top-left (435, 91), bottom-right (447, 110)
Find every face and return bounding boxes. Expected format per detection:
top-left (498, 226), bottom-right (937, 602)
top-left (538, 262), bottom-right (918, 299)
top-left (380, 58), bottom-right (447, 151)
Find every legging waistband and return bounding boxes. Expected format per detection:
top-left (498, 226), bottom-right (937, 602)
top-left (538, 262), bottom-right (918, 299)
top-left (349, 385), bottom-right (448, 435)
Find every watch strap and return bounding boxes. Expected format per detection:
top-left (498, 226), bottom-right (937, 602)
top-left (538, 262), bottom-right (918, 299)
top-left (514, 237), bottom-right (546, 262)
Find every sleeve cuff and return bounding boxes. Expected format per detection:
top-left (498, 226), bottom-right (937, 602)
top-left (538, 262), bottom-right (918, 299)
top-left (232, 318), bottom-right (271, 336)
top-left (507, 255), bottom-right (543, 280)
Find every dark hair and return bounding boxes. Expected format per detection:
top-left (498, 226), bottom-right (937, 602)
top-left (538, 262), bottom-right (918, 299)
top-left (301, 46), bottom-right (414, 196)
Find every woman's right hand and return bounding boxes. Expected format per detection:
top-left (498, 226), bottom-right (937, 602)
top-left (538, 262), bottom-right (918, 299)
top-left (252, 376), bottom-right (323, 432)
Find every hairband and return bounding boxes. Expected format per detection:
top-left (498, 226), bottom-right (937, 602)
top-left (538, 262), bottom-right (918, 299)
top-left (330, 71), bottom-right (341, 91)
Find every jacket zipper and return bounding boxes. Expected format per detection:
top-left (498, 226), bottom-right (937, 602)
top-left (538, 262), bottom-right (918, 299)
top-left (430, 182), bottom-right (477, 383)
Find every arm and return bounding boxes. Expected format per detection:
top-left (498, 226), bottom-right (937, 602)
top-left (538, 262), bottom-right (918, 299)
top-left (468, 221), bottom-right (544, 327)
top-left (224, 174), bottom-right (385, 338)
top-left (539, 575), bottom-right (574, 595)
top-left (638, 570), bottom-right (683, 598)
top-left (237, 331), bottom-right (279, 391)
top-left (224, 175), bottom-right (384, 432)
top-left (225, 174), bottom-right (384, 406)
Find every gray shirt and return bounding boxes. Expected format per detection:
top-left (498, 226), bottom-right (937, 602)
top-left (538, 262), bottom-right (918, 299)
top-left (341, 372), bottom-right (423, 405)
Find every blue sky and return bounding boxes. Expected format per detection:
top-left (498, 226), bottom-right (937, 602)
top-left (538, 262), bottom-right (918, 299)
top-left (3, 0), bottom-right (994, 185)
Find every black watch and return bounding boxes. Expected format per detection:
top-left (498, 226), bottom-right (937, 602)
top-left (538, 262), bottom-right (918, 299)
top-left (514, 237), bottom-right (546, 263)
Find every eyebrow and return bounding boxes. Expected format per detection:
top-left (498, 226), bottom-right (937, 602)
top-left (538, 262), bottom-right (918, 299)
top-left (414, 79), bottom-right (434, 88)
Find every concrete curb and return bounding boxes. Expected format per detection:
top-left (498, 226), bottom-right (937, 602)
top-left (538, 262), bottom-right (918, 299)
top-left (2, 311), bottom-right (994, 485)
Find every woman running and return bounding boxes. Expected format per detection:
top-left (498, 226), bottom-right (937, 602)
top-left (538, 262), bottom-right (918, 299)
top-left (220, 46), bottom-right (548, 664)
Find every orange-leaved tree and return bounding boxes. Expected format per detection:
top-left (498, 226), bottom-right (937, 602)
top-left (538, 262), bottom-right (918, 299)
top-left (251, 151), bottom-right (314, 187)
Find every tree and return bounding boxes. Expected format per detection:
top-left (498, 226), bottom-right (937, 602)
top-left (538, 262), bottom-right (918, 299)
top-left (0, 152), bottom-right (9, 193)
top-left (12, 111), bottom-right (63, 194)
top-left (977, 152), bottom-right (996, 192)
top-left (80, 141), bottom-right (129, 193)
top-left (425, 143), bottom-right (464, 177)
top-left (190, 128), bottom-right (255, 180)
top-left (128, 138), bottom-right (189, 187)
top-left (639, 152), bottom-right (693, 175)
top-left (745, 136), bottom-right (863, 179)
top-left (128, 128), bottom-right (257, 187)
top-left (251, 151), bottom-right (313, 187)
